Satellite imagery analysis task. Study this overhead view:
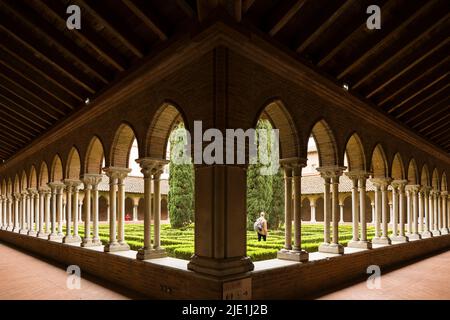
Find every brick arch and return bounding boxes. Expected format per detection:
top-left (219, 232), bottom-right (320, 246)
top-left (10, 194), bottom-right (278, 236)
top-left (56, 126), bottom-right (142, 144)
top-left (431, 168), bottom-right (440, 190)
top-left (391, 153), bottom-right (405, 180)
top-left (39, 161), bottom-right (49, 187)
top-left (146, 103), bottom-right (185, 159)
top-left (407, 158), bottom-right (419, 185)
top-left (50, 154), bottom-right (64, 182)
top-left (421, 164), bottom-right (430, 186)
top-left (256, 100), bottom-right (301, 159)
top-left (441, 172), bottom-right (447, 191)
top-left (66, 147), bottom-right (81, 179)
top-left (20, 170), bottom-right (28, 191)
top-left (1, 179), bottom-right (6, 194)
top-left (111, 123), bottom-right (138, 168)
top-left (344, 133), bottom-right (365, 171)
top-left (7, 178), bottom-right (12, 194)
top-left (29, 166), bottom-right (37, 189)
top-left (85, 136), bottom-right (105, 174)
top-left (370, 144), bottom-right (388, 178)
top-left (309, 120), bottom-right (338, 167)
top-left (13, 174), bottom-right (20, 194)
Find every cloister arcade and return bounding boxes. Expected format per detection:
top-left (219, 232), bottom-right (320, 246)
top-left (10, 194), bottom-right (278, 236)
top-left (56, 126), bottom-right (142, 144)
top-left (0, 3), bottom-right (448, 298)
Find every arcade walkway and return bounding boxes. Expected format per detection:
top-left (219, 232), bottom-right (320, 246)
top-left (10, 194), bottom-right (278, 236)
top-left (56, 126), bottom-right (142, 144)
top-left (0, 242), bottom-right (143, 300)
top-left (318, 250), bottom-right (450, 300)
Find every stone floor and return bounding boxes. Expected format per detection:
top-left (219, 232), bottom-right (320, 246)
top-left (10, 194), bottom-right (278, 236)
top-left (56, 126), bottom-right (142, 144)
top-left (0, 242), bottom-right (144, 300)
top-left (318, 249), bottom-right (450, 300)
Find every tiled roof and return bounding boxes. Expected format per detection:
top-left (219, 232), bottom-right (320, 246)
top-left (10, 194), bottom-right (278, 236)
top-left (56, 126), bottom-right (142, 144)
top-left (97, 175), bottom-right (168, 195)
top-left (301, 174), bottom-right (376, 194)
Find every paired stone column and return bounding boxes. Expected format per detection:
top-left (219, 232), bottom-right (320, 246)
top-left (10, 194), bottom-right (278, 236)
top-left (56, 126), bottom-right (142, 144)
top-left (19, 192), bottom-right (28, 234)
top-left (62, 180), bottom-right (82, 243)
top-left (407, 185), bottom-right (421, 240)
top-left (281, 166), bottom-right (292, 251)
top-left (48, 182), bottom-right (64, 240)
top-left (37, 187), bottom-right (48, 238)
top-left (136, 158), bottom-right (168, 260)
top-left (13, 193), bottom-right (20, 232)
top-left (104, 167), bottom-right (131, 252)
top-left (278, 159), bottom-right (308, 261)
top-left (347, 171), bottom-right (371, 249)
top-left (441, 191), bottom-right (449, 234)
top-left (132, 198), bottom-right (139, 222)
top-left (81, 174), bottom-right (103, 247)
top-left (391, 180), bottom-right (408, 242)
top-left (432, 190), bottom-right (441, 236)
top-left (0, 195), bottom-right (4, 230)
top-left (28, 189), bottom-right (38, 236)
top-left (421, 186), bottom-right (433, 238)
top-left (318, 166), bottom-right (345, 254)
top-left (371, 178), bottom-right (391, 245)
top-left (310, 201), bottom-right (316, 222)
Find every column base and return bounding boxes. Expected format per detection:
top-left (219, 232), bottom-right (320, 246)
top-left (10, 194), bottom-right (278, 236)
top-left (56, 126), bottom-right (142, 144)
top-left (407, 233), bottom-right (422, 240)
top-left (37, 232), bottom-right (48, 239)
top-left (81, 238), bottom-right (103, 247)
top-left (27, 230), bottom-right (37, 237)
top-left (63, 235), bottom-right (81, 243)
top-left (12, 227), bottom-right (19, 233)
top-left (19, 229), bottom-right (28, 235)
top-left (440, 228), bottom-right (449, 235)
top-left (0, 226), bottom-right (6, 231)
top-left (187, 255), bottom-right (254, 278)
top-left (57, 232), bottom-right (64, 237)
top-left (7, 226), bottom-right (14, 231)
top-left (104, 242), bottom-right (130, 252)
top-left (48, 233), bottom-right (62, 241)
top-left (432, 230), bottom-right (441, 236)
top-left (390, 235), bottom-right (409, 243)
top-left (421, 231), bottom-right (433, 238)
top-left (372, 237), bottom-right (392, 245)
top-left (318, 243), bottom-right (344, 254)
top-left (277, 248), bottom-right (309, 262)
top-left (136, 247), bottom-right (167, 260)
top-left (347, 240), bottom-right (372, 249)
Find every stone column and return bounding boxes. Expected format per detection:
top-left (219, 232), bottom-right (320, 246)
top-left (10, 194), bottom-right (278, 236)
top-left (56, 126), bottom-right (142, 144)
top-left (422, 186), bottom-right (432, 238)
top-left (28, 189), bottom-right (38, 236)
top-left (429, 191), bottom-right (435, 235)
top-left (48, 182), bottom-right (62, 240)
top-left (7, 195), bottom-right (13, 231)
top-left (397, 181), bottom-right (408, 241)
top-left (406, 188), bottom-right (412, 234)
top-left (310, 201), bottom-right (316, 223)
top-left (137, 158), bottom-right (168, 260)
top-left (320, 176), bottom-right (331, 246)
top-left (56, 184), bottom-right (64, 238)
top-left (408, 185), bottom-right (421, 240)
top-left (81, 178), bottom-right (92, 246)
top-left (44, 189), bottom-right (51, 235)
top-left (19, 192), bottom-right (28, 234)
top-left (350, 177), bottom-right (359, 243)
top-left (0, 195), bottom-right (3, 230)
top-left (281, 166), bottom-right (292, 251)
top-left (72, 182), bottom-right (82, 242)
top-left (339, 203), bottom-right (344, 224)
top-left (90, 175), bottom-right (102, 246)
top-left (104, 167), bottom-right (130, 252)
top-left (390, 182), bottom-right (399, 240)
top-left (441, 191), bottom-right (449, 234)
top-left (37, 188), bottom-right (47, 238)
top-left (132, 198), bottom-right (139, 222)
top-left (432, 190), bottom-right (441, 236)
top-left (358, 175), bottom-right (370, 247)
top-left (63, 181), bottom-right (73, 243)
top-left (371, 178), bottom-right (391, 245)
top-left (318, 166), bottom-right (345, 254)
top-left (13, 193), bottom-right (20, 232)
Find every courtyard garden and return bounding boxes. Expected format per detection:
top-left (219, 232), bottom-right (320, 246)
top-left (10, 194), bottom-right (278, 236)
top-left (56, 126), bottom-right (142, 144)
top-left (74, 223), bottom-right (378, 261)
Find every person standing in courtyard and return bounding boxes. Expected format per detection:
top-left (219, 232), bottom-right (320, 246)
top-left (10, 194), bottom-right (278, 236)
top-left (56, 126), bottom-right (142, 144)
top-left (254, 212), bottom-right (268, 241)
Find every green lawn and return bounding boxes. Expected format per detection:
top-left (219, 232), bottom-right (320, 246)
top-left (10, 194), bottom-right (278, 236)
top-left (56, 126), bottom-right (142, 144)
top-left (70, 223), bottom-right (381, 261)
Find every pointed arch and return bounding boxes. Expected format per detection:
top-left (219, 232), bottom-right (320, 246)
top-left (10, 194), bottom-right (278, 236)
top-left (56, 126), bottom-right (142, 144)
top-left (21, 170), bottom-right (28, 191)
top-left (391, 153), bottom-right (405, 180)
top-left (344, 133), bottom-right (366, 171)
top-left (441, 172), bottom-right (447, 191)
top-left (370, 144), bottom-right (388, 178)
top-left (256, 100), bottom-right (300, 159)
top-left (309, 120), bottom-right (338, 167)
top-left (146, 103), bottom-right (185, 159)
top-left (420, 164), bottom-right (430, 186)
top-left (1, 179), bottom-right (6, 195)
top-left (51, 154), bottom-right (64, 182)
top-left (66, 147), bottom-right (81, 179)
top-left (432, 168), bottom-right (440, 190)
top-left (85, 136), bottom-right (105, 174)
top-left (39, 161), bottom-right (49, 187)
top-left (111, 123), bottom-right (138, 168)
top-left (29, 166), bottom-right (37, 189)
top-left (407, 159), bottom-right (419, 184)
top-left (13, 174), bottom-right (20, 194)
top-left (7, 178), bottom-right (12, 194)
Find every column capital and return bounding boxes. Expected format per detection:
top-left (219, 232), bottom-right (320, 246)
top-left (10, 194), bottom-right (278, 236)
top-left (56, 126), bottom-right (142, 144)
top-left (370, 177), bottom-right (392, 188)
top-left (14, 192), bottom-right (22, 199)
top-left (279, 157), bottom-right (307, 174)
top-left (38, 186), bottom-right (51, 194)
top-left (405, 184), bottom-right (421, 193)
top-left (317, 166), bottom-right (346, 179)
top-left (421, 185), bottom-right (432, 195)
top-left (391, 179), bottom-right (408, 189)
top-left (103, 166), bottom-right (131, 180)
top-left (48, 181), bottom-right (65, 191)
top-left (136, 158), bottom-right (168, 177)
top-left (27, 188), bottom-right (38, 195)
top-left (81, 174), bottom-right (103, 187)
top-left (345, 170), bottom-right (370, 180)
top-left (21, 190), bottom-right (29, 197)
top-left (441, 191), bottom-right (448, 197)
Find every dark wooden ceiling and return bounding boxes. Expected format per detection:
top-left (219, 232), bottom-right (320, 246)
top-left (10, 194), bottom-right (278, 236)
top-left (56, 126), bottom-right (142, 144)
top-left (0, 0), bottom-right (449, 162)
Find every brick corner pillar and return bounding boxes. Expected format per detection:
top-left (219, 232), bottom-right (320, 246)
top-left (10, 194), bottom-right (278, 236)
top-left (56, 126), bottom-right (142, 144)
top-left (277, 158), bottom-right (309, 262)
top-left (371, 177), bottom-right (392, 245)
top-left (103, 167), bottom-right (131, 252)
top-left (136, 157), bottom-right (168, 260)
top-left (317, 166), bottom-right (346, 254)
top-left (440, 191), bottom-right (449, 235)
top-left (187, 164), bottom-right (254, 277)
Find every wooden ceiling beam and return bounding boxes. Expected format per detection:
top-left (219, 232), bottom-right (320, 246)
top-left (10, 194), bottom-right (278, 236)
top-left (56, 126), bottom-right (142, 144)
top-left (0, 118), bottom-right (36, 141)
top-left (76, 0), bottom-right (144, 59)
top-left (408, 97), bottom-right (449, 127)
top-left (421, 115), bottom-right (450, 136)
top-left (296, 0), bottom-right (355, 54)
top-left (269, 0), bottom-right (307, 37)
top-left (1, 1), bottom-right (111, 84)
top-left (0, 106), bottom-right (41, 135)
top-left (176, 0), bottom-right (195, 18)
top-left (0, 93), bottom-right (50, 128)
top-left (0, 136), bottom-right (20, 151)
top-left (122, 0), bottom-right (168, 41)
top-left (336, 0), bottom-right (438, 79)
top-left (33, 0), bottom-right (127, 72)
top-left (0, 123), bottom-right (30, 143)
top-left (352, 12), bottom-right (450, 90)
